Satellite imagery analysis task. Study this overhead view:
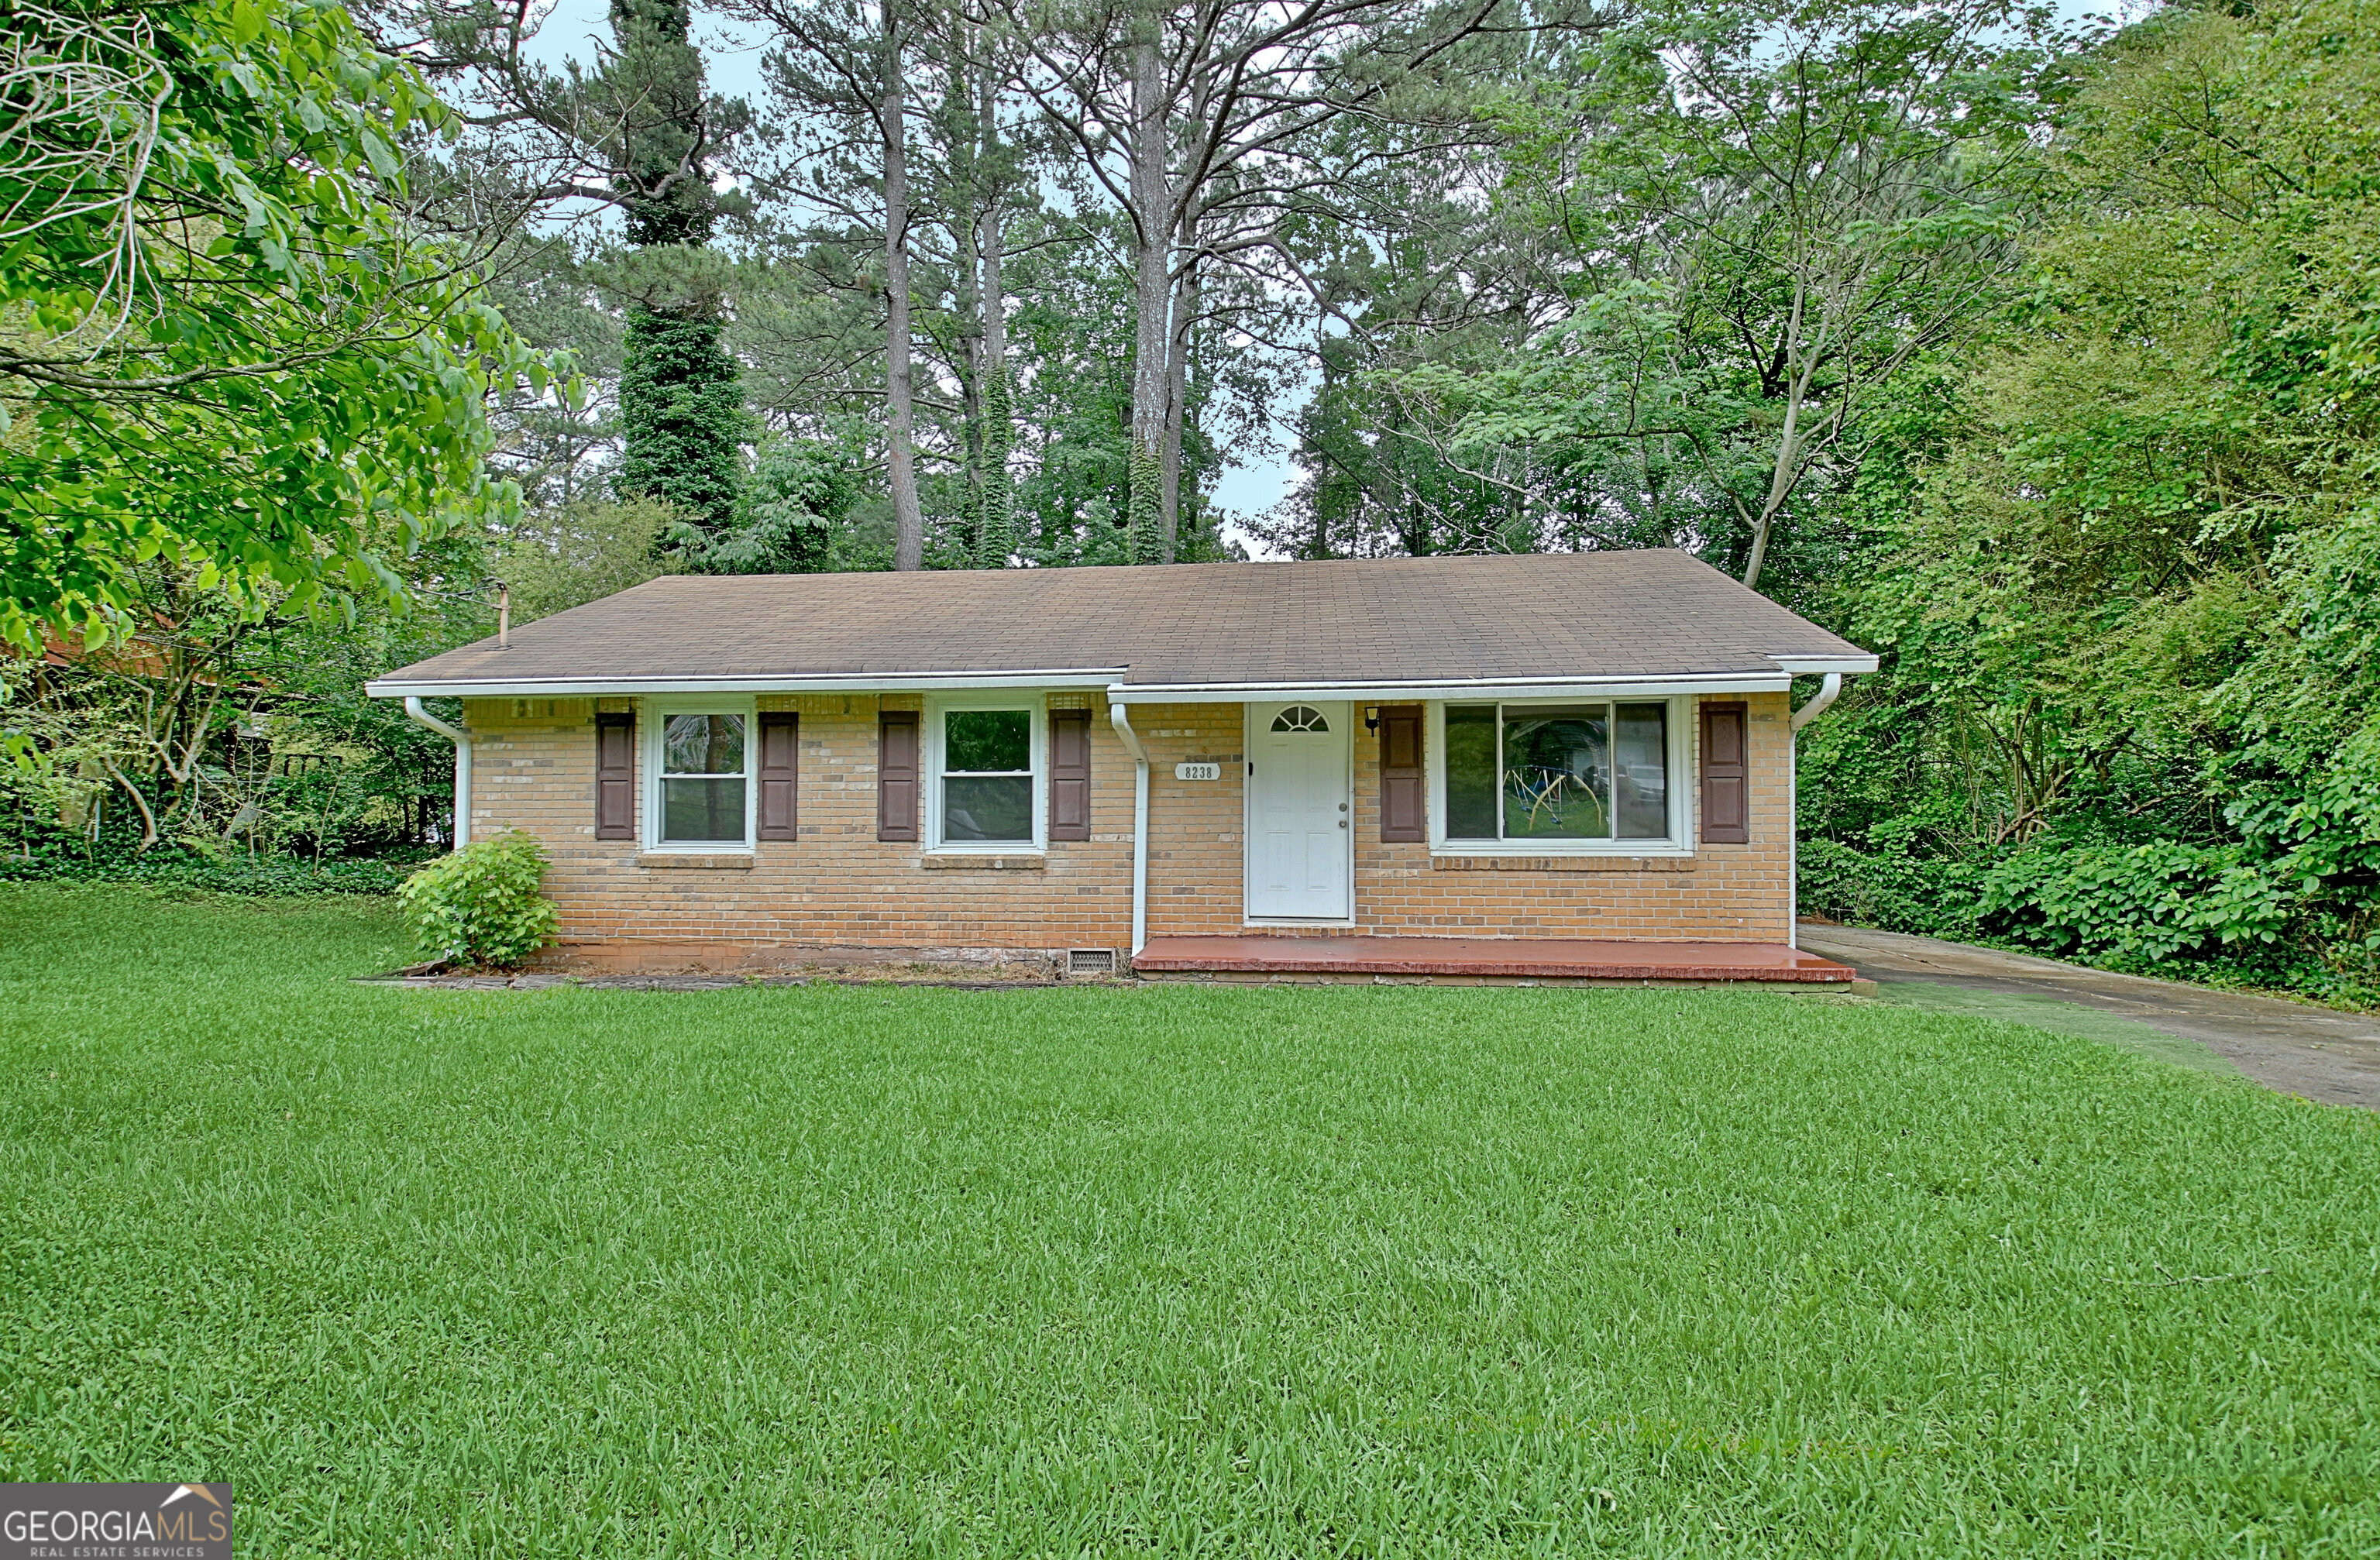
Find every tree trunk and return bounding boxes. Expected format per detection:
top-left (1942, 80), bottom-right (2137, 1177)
top-left (1125, 33), bottom-right (1171, 565)
top-left (976, 170), bottom-right (1016, 568)
top-left (954, 125), bottom-right (983, 565)
top-left (1740, 277), bottom-right (1815, 594)
top-left (883, 11), bottom-right (925, 572)
top-left (1159, 226), bottom-right (1197, 563)
top-left (101, 761), bottom-right (159, 850)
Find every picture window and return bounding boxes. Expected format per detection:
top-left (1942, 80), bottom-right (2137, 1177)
top-left (1443, 702), bottom-right (1671, 844)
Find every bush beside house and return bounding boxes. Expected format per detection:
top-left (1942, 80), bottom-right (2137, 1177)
top-left (397, 832), bottom-right (559, 969)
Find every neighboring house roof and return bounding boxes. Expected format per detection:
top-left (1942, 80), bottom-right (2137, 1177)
top-left (366, 550), bottom-right (1876, 699)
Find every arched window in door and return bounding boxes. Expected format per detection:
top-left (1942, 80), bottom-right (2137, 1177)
top-left (1270, 705), bottom-right (1329, 734)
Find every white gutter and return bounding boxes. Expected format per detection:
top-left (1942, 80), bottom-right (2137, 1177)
top-left (1107, 674), bottom-right (1793, 705)
top-left (1773, 656), bottom-right (1879, 676)
top-left (404, 696), bottom-right (470, 849)
top-left (369, 660), bottom-right (1880, 706)
top-left (366, 668), bottom-right (1129, 699)
top-left (1785, 672), bottom-right (1849, 950)
top-left (1109, 701), bottom-right (1150, 960)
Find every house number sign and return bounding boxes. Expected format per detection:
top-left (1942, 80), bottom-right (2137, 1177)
top-left (1174, 761), bottom-right (1223, 781)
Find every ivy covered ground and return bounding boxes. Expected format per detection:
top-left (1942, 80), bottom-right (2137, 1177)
top-left (1, 886), bottom-right (2373, 1555)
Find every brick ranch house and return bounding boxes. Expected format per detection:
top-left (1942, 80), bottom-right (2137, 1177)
top-left (366, 551), bottom-right (1877, 984)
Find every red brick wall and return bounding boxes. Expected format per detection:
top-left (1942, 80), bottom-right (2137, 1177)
top-left (459, 690), bottom-right (1794, 951)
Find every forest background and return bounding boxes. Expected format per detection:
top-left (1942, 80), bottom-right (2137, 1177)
top-left (5, 0), bottom-right (2378, 1003)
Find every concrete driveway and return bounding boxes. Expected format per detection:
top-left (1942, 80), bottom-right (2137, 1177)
top-left (1796, 923), bottom-right (2380, 1111)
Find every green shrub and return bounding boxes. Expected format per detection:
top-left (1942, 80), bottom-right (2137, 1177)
top-left (1796, 837), bottom-right (1985, 938)
top-left (396, 831), bottom-right (558, 969)
top-left (0, 846), bottom-right (422, 896)
top-left (2, 783), bottom-right (432, 895)
top-left (1977, 840), bottom-right (2295, 964)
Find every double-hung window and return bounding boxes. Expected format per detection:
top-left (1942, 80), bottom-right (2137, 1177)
top-left (934, 706), bottom-right (1039, 848)
top-left (655, 710), bottom-right (751, 846)
top-left (1440, 700), bottom-right (1679, 848)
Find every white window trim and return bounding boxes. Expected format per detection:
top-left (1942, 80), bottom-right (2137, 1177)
top-left (642, 696), bottom-right (758, 852)
top-left (925, 693), bottom-right (1047, 855)
top-left (1426, 696), bottom-right (1695, 857)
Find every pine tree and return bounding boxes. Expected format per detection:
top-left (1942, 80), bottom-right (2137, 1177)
top-left (605, 0), bottom-right (745, 536)
top-left (617, 310), bottom-right (745, 534)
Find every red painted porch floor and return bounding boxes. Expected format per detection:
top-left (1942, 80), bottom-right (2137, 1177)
top-left (1132, 935), bottom-right (1857, 984)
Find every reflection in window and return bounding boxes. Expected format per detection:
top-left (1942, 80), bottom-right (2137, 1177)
top-left (1443, 703), bottom-right (1670, 843)
top-left (660, 713), bottom-right (746, 843)
top-left (942, 709), bottom-right (1033, 843)
top-left (1443, 706), bottom-right (1500, 840)
top-left (1503, 706), bottom-right (1610, 839)
top-left (1614, 703), bottom-right (1669, 839)
top-left (1270, 705), bottom-right (1329, 733)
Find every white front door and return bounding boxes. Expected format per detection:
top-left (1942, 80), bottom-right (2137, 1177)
top-left (1247, 702), bottom-right (1352, 920)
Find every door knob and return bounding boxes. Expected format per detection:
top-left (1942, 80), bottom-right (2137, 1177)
top-left (1338, 820), bottom-right (1347, 828)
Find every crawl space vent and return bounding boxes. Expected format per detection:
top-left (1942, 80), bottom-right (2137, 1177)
top-left (1068, 948), bottom-right (1119, 976)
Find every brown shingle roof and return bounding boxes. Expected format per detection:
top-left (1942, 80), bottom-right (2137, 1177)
top-left (368, 551), bottom-right (1873, 692)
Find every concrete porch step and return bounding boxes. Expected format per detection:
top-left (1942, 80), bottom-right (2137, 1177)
top-left (1133, 935), bottom-right (1858, 984)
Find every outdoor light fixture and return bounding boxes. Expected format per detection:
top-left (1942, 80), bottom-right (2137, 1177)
top-left (1364, 706), bottom-right (1380, 732)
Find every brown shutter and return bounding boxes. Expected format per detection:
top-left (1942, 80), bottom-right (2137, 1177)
top-left (596, 711), bottom-right (635, 840)
top-left (1378, 705), bottom-right (1425, 843)
top-left (1700, 700), bottom-right (1749, 844)
top-left (1048, 709), bottom-right (1092, 841)
top-left (757, 711), bottom-right (798, 840)
top-left (878, 709), bottom-right (920, 842)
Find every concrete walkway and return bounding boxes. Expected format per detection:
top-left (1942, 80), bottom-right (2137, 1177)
top-left (1796, 923), bottom-right (2380, 1110)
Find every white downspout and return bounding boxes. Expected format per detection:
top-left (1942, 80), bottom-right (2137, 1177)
top-left (404, 696), bottom-right (471, 849)
top-left (1109, 702), bottom-right (1150, 960)
top-left (1784, 673), bottom-right (1845, 950)
top-left (1789, 672), bottom-right (1843, 734)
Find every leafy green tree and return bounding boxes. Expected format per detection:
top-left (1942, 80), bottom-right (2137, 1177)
top-left (355, 0), bottom-right (750, 534)
top-left (1601, 0), bottom-right (2065, 589)
top-left (668, 437), bottom-right (862, 573)
top-left (741, 0), bottom-right (934, 568)
top-left (615, 285), bottom-right (748, 532)
top-left (1341, 0), bottom-right (2065, 587)
top-left (473, 236), bottom-right (628, 510)
top-left (602, 0), bottom-right (748, 534)
top-left (5, 528), bottom-right (497, 861)
top-left (0, 0), bottom-right (550, 656)
top-left (497, 497), bottom-right (680, 622)
top-left (1802, 0), bottom-right (2380, 995)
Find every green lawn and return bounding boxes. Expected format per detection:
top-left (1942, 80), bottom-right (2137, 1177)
top-left (2, 887), bottom-right (2374, 1556)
